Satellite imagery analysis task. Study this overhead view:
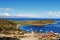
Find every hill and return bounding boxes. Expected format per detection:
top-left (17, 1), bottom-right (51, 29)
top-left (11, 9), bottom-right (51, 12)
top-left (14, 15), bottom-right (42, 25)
top-left (0, 18), bottom-right (24, 35)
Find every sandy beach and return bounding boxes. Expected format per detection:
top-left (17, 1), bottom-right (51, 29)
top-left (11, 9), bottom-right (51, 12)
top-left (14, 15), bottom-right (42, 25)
top-left (20, 36), bottom-right (38, 40)
top-left (19, 32), bottom-right (38, 40)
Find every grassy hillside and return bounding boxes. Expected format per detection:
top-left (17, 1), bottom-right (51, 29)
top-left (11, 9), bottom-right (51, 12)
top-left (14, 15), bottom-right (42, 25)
top-left (0, 18), bottom-right (24, 35)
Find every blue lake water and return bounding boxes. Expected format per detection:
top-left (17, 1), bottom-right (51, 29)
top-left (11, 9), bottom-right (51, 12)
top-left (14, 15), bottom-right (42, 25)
top-left (19, 25), bottom-right (60, 33)
top-left (4, 18), bottom-right (60, 33)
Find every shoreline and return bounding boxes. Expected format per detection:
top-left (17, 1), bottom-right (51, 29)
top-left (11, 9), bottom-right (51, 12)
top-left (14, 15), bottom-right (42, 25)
top-left (0, 32), bottom-right (60, 40)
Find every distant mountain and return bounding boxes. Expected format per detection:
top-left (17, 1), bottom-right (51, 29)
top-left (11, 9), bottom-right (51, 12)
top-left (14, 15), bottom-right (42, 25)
top-left (0, 16), bottom-right (39, 21)
top-left (0, 16), bottom-right (22, 18)
top-left (0, 16), bottom-right (60, 21)
top-left (0, 16), bottom-right (33, 18)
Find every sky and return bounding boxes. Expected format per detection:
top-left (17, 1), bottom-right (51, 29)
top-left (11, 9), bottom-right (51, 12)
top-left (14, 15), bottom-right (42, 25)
top-left (0, 0), bottom-right (60, 18)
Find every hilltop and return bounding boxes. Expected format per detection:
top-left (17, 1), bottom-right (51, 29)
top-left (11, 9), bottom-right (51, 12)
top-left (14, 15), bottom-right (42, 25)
top-left (0, 18), bottom-right (24, 35)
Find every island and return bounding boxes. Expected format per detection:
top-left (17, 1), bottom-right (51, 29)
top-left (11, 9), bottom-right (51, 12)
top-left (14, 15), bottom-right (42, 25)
top-left (15, 20), bottom-right (55, 26)
top-left (25, 20), bottom-right (55, 26)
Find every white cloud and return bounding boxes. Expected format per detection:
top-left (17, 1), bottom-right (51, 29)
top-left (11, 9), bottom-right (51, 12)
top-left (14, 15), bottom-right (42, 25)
top-left (0, 8), bottom-right (14, 11)
top-left (0, 12), bottom-right (39, 18)
top-left (16, 13), bottom-right (39, 18)
top-left (44, 12), bottom-right (60, 18)
top-left (0, 12), bottom-right (10, 16)
top-left (0, 8), bottom-right (59, 18)
top-left (32, 11), bottom-right (60, 18)
top-left (0, 11), bottom-right (60, 18)
top-left (15, 12), bottom-right (60, 18)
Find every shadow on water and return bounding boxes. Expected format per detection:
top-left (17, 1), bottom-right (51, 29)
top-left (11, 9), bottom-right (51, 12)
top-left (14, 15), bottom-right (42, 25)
top-left (0, 37), bottom-right (20, 40)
